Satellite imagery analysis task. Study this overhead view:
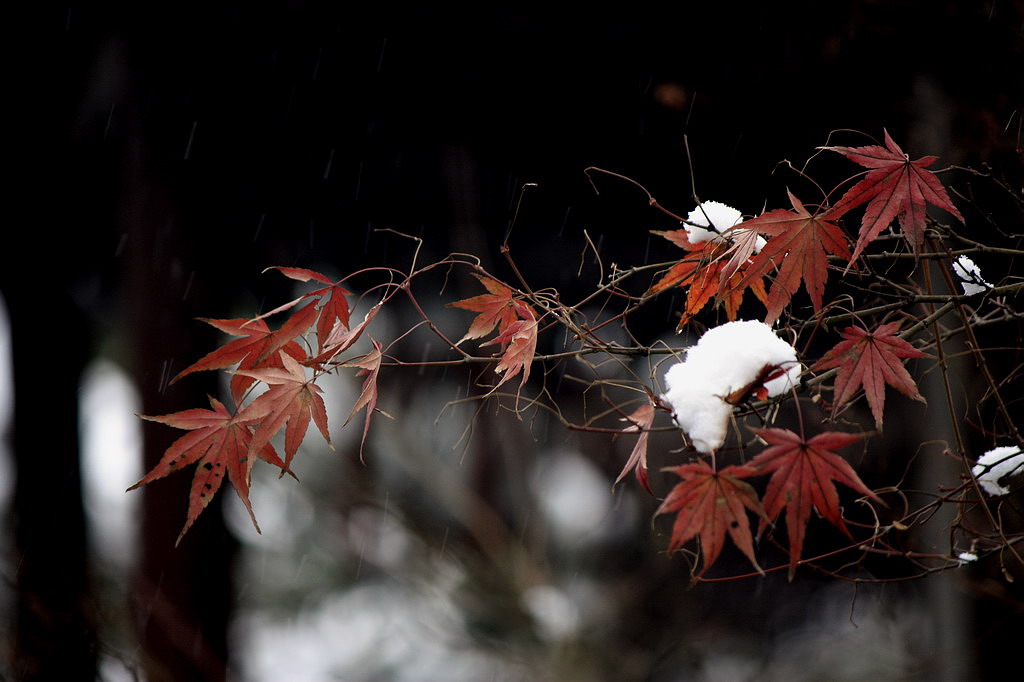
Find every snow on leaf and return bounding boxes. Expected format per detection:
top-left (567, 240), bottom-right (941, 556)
top-left (662, 320), bottom-right (801, 453)
top-left (952, 255), bottom-right (991, 296)
top-left (343, 338), bottom-right (383, 461)
top-left (614, 402), bottom-right (656, 495)
top-left (730, 191), bottom-right (851, 324)
top-left (811, 322), bottom-right (926, 429)
top-left (825, 130), bottom-right (963, 262)
top-left (749, 427), bottom-right (881, 580)
top-left (130, 396), bottom-right (291, 545)
top-left (235, 351), bottom-right (331, 474)
top-left (656, 460), bottom-right (766, 576)
top-left (972, 445), bottom-right (1024, 496)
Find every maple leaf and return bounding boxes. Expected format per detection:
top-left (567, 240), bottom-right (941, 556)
top-left (614, 402), bottom-right (656, 495)
top-left (130, 396), bottom-right (291, 545)
top-left (749, 427), bottom-right (881, 579)
top-left (448, 274), bottom-right (523, 344)
top-left (731, 191), bottom-right (851, 324)
top-left (235, 351), bottom-right (332, 474)
top-left (267, 266), bottom-right (352, 351)
top-left (811, 322), bottom-right (927, 429)
top-left (310, 300), bottom-right (383, 367)
top-left (647, 235), bottom-right (767, 330)
top-left (344, 338), bottom-right (383, 461)
top-left (656, 460), bottom-right (766, 576)
top-left (825, 130), bottom-right (964, 262)
top-left (172, 305), bottom-right (317, 404)
top-left (483, 312), bottom-right (538, 392)
top-left (449, 274), bottom-right (539, 393)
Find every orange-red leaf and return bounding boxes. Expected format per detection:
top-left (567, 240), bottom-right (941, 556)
top-left (749, 428), bottom-right (881, 579)
top-left (648, 237), bottom-right (767, 329)
top-left (173, 306), bottom-right (316, 404)
top-left (656, 460), bottom-right (765, 576)
top-left (483, 312), bottom-right (538, 392)
top-left (267, 266), bottom-right (353, 350)
top-left (826, 131), bottom-right (963, 262)
top-left (311, 300), bottom-right (383, 366)
top-left (344, 338), bottom-right (383, 461)
top-left (732, 192), bottom-right (851, 324)
top-left (130, 396), bottom-right (290, 545)
top-left (449, 274), bottom-right (539, 392)
top-left (614, 402), bottom-right (656, 495)
top-left (235, 352), bottom-right (331, 474)
top-left (448, 274), bottom-right (521, 344)
top-left (811, 322), bottom-right (927, 428)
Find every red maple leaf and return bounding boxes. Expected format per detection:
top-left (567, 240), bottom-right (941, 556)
top-left (171, 305), bottom-right (317, 404)
top-left (656, 460), bottom-right (766, 576)
top-left (825, 130), bottom-right (963, 262)
top-left (749, 427), bottom-right (881, 579)
top-left (343, 338), bottom-right (384, 461)
top-left (614, 402), bottom-right (656, 495)
top-left (267, 266), bottom-right (352, 351)
top-left (311, 300), bottom-right (383, 366)
top-left (130, 396), bottom-right (291, 545)
top-left (731, 191), bottom-right (851, 324)
top-left (448, 274), bottom-right (523, 344)
top-left (811, 322), bottom-right (927, 428)
top-left (482, 312), bottom-right (538, 392)
top-left (449, 274), bottom-right (539, 393)
top-left (648, 234), bottom-right (768, 330)
top-left (235, 351), bottom-right (332, 473)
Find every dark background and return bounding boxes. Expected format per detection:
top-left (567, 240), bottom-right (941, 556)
top-left (5, 2), bottom-right (1023, 680)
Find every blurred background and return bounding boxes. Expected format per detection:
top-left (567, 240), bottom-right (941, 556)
top-left (4, 2), bottom-right (1023, 680)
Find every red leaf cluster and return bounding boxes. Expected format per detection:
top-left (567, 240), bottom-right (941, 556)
top-left (132, 267), bottom-right (383, 542)
top-left (449, 273), bottom-right (539, 392)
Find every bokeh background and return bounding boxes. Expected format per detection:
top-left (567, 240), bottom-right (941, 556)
top-left (4, 2), bottom-right (1023, 680)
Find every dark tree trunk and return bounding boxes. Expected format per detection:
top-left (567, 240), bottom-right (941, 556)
top-left (6, 290), bottom-right (96, 681)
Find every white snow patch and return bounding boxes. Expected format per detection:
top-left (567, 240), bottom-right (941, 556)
top-left (972, 445), bottom-right (1024, 496)
top-left (662, 320), bottom-right (801, 453)
top-left (952, 255), bottom-right (991, 296)
top-left (685, 200), bottom-right (766, 253)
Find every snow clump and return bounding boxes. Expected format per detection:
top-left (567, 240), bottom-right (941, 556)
top-left (972, 445), bottom-right (1024, 496)
top-left (684, 201), bottom-right (766, 252)
top-left (952, 255), bottom-right (991, 296)
top-left (662, 320), bottom-right (801, 453)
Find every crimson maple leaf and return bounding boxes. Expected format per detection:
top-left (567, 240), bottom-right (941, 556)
top-left (129, 396), bottom-right (292, 545)
top-left (749, 428), bottom-right (881, 579)
top-left (235, 351), bottom-right (332, 473)
top-left (825, 130), bottom-right (963, 262)
top-left (343, 338), bottom-right (383, 461)
top-left (171, 305), bottom-right (317, 404)
top-left (614, 402), bottom-right (656, 495)
top-left (647, 234), bottom-right (768, 330)
top-left (731, 191), bottom-right (851, 324)
top-left (267, 266), bottom-right (352, 351)
top-left (656, 460), bottom-right (766, 576)
top-left (811, 322), bottom-right (927, 429)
